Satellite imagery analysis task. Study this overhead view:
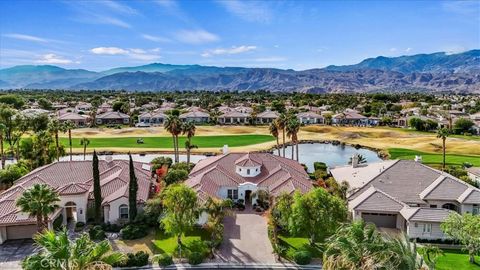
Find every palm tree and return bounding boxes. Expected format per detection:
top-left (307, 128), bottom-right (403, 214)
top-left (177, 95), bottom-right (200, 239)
top-left (80, 137), bottom-right (90, 160)
top-left (0, 123), bottom-right (5, 169)
top-left (421, 244), bottom-right (444, 270)
top-left (62, 120), bottom-right (76, 162)
top-left (16, 184), bottom-right (60, 232)
top-left (47, 119), bottom-right (62, 161)
top-left (182, 121), bottom-right (196, 164)
top-left (22, 229), bottom-right (126, 270)
top-left (164, 114), bottom-right (182, 163)
top-left (437, 127), bottom-right (450, 170)
top-left (277, 114), bottom-right (288, 157)
top-left (348, 154), bottom-right (367, 165)
top-left (323, 220), bottom-right (390, 270)
top-left (286, 118), bottom-right (300, 161)
top-left (203, 197), bottom-right (233, 257)
top-left (208, 109), bottom-right (221, 125)
top-left (386, 235), bottom-right (422, 270)
top-left (269, 122), bottom-right (281, 156)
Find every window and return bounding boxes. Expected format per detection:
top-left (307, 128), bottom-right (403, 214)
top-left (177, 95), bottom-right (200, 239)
top-left (227, 189), bottom-right (238, 200)
top-left (119, 204), bottom-right (129, 219)
top-left (473, 205), bottom-right (479, 215)
top-left (247, 169), bottom-right (250, 175)
top-left (422, 223), bottom-right (432, 234)
top-left (430, 205), bottom-right (437, 208)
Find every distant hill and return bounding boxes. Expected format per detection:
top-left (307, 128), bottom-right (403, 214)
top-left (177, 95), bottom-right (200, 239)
top-left (1, 50), bottom-right (479, 93)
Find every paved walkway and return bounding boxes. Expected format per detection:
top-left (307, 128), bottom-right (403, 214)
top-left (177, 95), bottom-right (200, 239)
top-left (0, 239), bottom-right (35, 269)
top-left (218, 208), bottom-right (276, 263)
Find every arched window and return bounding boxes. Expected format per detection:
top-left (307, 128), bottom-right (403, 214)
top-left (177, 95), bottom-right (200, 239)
top-left (119, 204), bottom-right (129, 219)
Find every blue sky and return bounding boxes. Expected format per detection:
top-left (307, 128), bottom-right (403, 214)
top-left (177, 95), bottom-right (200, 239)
top-left (0, 0), bottom-right (479, 71)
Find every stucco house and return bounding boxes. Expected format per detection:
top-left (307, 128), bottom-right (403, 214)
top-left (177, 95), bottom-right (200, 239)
top-left (466, 167), bottom-right (480, 185)
top-left (297, 112), bottom-right (324, 125)
top-left (0, 159), bottom-right (152, 244)
top-left (331, 159), bottom-right (480, 240)
top-left (180, 111), bottom-right (210, 123)
top-left (256, 110), bottom-right (279, 124)
top-left (96, 111), bottom-right (130, 125)
top-left (185, 152), bottom-right (313, 210)
top-left (332, 110), bottom-right (368, 126)
top-left (58, 112), bottom-right (89, 127)
top-left (219, 111), bottom-right (250, 124)
top-left (138, 111), bottom-right (166, 126)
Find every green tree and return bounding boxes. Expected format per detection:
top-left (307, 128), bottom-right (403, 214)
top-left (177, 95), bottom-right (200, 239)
top-left (22, 229), bottom-right (126, 270)
top-left (37, 98), bottom-right (52, 110)
top-left (453, 118), bottom-right (475, 134)
top-left (323, 220), bottom-right (390, 270)
top-left (0, 105), bottom-right (28, 159)
top-left (0, 123), bottom-right (5, 169)
top-left (182, 121), bottom-right (196, 164)
top-left (0, 162), bottom-right (29, 186)
top-left (164, 169), bottom-right (189, 185)
top-left (161, 184), bottom-right (198, 258)
top-left (269, 121), bottom-right (281, 156)
top-left (290, 188), bottom-right (347, 245)
top-left (387, 235), bottom-right (422, 270)
top-left (437, 127), bottom-right (450, 170)
top-left (276, 114), bottom-right (288, 158)
top-left (80, 137), bottom-right (90, 160)
top-left (128, 153), bottom-right (138, 222)
top-left (62, 120), bottom-right (76, 162)
top-left (92, 150), bottom-right (102, 224)
top-left (16, 184), bottom-right (60, 232)
top-left (0, 94), bottom-right (24, 109)
top-left (286, 118), bottom-right (300, 161)
top-left (47, 119), bottom-right (62, 161)
top-left (420, 244), bottom-right (444, 270)
top-left (203, 197), bottom-right (233, 256)
top-left (441, 213), bottom-right (480, 264)
top-left (164, 114), bottom-right (182, 163)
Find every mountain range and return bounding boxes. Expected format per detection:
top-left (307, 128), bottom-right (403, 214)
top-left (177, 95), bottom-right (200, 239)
top-left (1, 50), bottom-right (479, 93)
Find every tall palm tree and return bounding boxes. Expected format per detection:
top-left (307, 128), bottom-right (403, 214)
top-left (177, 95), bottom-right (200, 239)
top-left (437, 127), bottom-right (450, 170)
top-left (16, 184), bottom-right (60, 232)
top-left (323, 220), bottom-right (390, 270)
top-left (269, 121), bottom-right (281, 156)
top-left (164, 114), bottom-right (182, 163)
top-left (47, 119), bottom-right (62, 161)
top-left (208, 109), bottom-right (221, 125)
top-left (386, 235), bottom-right (422, 270)
top-left (286, 118), bottom-right (300, 161)
top-left (80, 137), bottom-right (90, 160)
top-left (182, 121), bottom-right (196, 164)
top-left (0, 123), bottom-right (5, 169)
top-left (62, 121), bottom-right (76, 162)
top-left (22, 229), bottom-right (126, 270)
top-left (277, 114), bottom-right (288, 157)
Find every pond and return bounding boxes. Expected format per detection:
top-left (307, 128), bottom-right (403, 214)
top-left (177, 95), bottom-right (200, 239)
top-left (57, 143), bottom-right (381, 172)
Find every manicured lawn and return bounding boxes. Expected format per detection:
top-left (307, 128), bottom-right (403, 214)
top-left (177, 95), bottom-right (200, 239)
top-left (152, 227), bottom-right (210, 255)
top-left (58, 134), bottom-right (274, 149)
top-left (389, 148), bottom-right (480, 166)
top-left (278, 233), bottom-right (322, 260)
top-left (421, 248), bottom-right (480, 270)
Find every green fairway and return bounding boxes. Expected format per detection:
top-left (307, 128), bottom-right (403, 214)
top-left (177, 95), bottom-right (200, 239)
top-left (58, 134), bottom-right (274, 149)
top-left (420, 248), bottom-right (480, 270)
top-left (389, 148), bottom-right (480, 166)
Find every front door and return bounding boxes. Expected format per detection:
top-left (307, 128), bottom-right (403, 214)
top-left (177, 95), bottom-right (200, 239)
top-left (245, 190), bottom-right (252, 205)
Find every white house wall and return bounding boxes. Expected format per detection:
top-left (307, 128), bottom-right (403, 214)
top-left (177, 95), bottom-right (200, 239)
top-left (59, 193), bottom-right (89, 223)
top-left (407, 222), bottom-right (446, 240)
top-left (107, 197), bottom-right (129, 223)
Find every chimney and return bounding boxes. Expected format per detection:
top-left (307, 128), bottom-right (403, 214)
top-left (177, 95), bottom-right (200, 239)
top-left (414, 155), bottom-right (422, 163)
top-left (222, 145), bottom-right (229, 155)
top-left (105, 155), bottom-right (114, 166)
top-left (351, 154), bottom-right (359, 168)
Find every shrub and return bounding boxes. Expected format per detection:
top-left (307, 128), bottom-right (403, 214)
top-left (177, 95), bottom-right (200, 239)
top-left (101, 222), bottom-right (122, 232)
top-left (120, 224), bottom-right (148, 240)
top-left (53, 214), bottom-right (63, 231)
top-left (164, 169), bottom-right (189, 185)
top-left (187, 251), bottom-right (204, 265)
top-left (88, 225), bottom-right (106, 240)
top-left (74, 222), bottom-right (85, 232)
top-left (126, 251), bottom-right (149, 267)
top-left (156, 253), bottom-right (173, 267)
top-left (293, 250), bottom-right (312, 265)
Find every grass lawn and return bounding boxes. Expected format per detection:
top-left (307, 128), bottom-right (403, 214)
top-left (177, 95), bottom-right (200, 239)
top-left (389, 148), bottom-right (480, 166)
top-left (58, 134), bottom-right (274, 149)
top-left (421, 248), bottom-right (480, 270)
top-left (278, 233), bottom-right (322, 260)
top-left (152, 227), bottom-right (210, 255)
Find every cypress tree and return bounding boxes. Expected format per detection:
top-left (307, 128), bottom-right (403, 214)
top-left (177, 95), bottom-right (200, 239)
top-left (93, 150), bottom-right (102, 224)
top-left (128, 153), bottom-right (138, 222)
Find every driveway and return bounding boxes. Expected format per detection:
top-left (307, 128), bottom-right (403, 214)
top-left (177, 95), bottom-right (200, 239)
top-left (0, 239), bottom-right (36, 269)
top-left (218, 209), bottom-right (276, 263)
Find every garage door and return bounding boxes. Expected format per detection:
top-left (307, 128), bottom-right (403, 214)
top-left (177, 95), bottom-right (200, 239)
top-left (362, 213), bottom-right (397, 228)
top-left (6, 225), bottom-right (37, 240)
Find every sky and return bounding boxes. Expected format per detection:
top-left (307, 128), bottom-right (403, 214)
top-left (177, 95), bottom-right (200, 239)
top-left (0, 0), bottom-right (479, 71)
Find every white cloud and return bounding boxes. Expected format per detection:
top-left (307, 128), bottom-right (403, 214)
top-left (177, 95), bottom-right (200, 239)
top-left (217, 0), bottom-right (272, 23)
top-left (65, 1), bottom-right (133, 28)
top-left (201, 45), bottom-right (257, 57)
top-left (405, 47), bottom-right (412, 53)
top-left (90, 47), bottom-right (161, 61)
top-left (35, 54), bottom-right (74, 64)
top-left (389, 47), bottom-right (398, 52)
top-left (91, 47), bottom-right (129, 55)
top-left (99, 0), bottom-right (138, 15)
top-left (4, 33), bottom-right (52, 43)
top-left (175, 29), bottom-right (219, 44)
top-left (142, 34), bottom-right (171, 43)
